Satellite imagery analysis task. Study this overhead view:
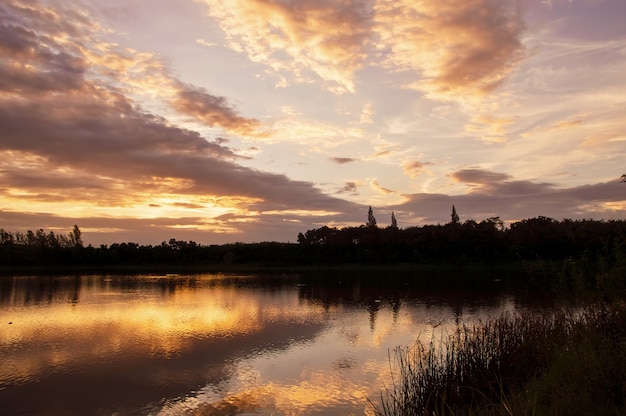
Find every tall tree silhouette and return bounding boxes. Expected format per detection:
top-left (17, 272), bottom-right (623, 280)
top-left (367, 206), bottom-right (377, 227)
top-left (390, 212), bottom-right (398, 229)
top-left (451, 205), bottom-right (460, 225)
top-left (70, 225), bottom-right (83, 248)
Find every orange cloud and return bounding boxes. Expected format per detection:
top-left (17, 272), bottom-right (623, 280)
top-left (200, 0), bottom-right (373, 93)
top-left (402, 160), bottom-right (431, 179)
top-left (374, 0), bottom-right (525, 101)
top-left (171, 84), bottom-right (263, 136)
top-left (201, 0), bottom-right (525, 101)
top-left (371, 179), bottom-right (394, 194)
top-left (465, 114), bottom-right (517, 142)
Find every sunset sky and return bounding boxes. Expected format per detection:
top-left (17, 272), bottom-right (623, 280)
top-left (1, 0), bottom-right (625, 245)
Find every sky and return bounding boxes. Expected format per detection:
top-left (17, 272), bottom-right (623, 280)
top-left (1, 0), bottom-right (626, 246)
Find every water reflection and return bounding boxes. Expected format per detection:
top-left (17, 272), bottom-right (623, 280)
top-left (1, 272), bottom-right (524, 415)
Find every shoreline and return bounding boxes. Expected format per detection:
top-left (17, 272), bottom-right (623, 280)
top-left (0, 261), bottom-right (527, 277)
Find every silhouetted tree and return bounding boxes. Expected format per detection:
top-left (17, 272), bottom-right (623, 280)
top-left (367, 206), bottom-right (377, 228)
top-left (70, 225), bottom-right (83, 248)
top-left (390, 212), bottom-right (398, 229)
top-left (451, 205), bottom-right (460, 225)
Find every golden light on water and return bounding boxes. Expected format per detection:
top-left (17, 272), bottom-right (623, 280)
top-left (0, 279), bottom-right (328, 388)
top-left (1, 274), bottom-right (521, 415)
top-left (157, 303), bottom-right (457, 415)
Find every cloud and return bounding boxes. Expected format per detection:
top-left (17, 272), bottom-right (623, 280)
top-left (449, 168), bottom-right (557, 196)
top-left (0, 0), bottom-right (360, 243)
top-left (3, 0), bottom-right (622, 247)
top-left (0, 0), bottom-right (265, 141)
top-left (202, 0), bottom-right (525, 100)
top-left (0, 2), bottom-right (90, 94)
top-left (171, 84), bottom-right (264, 136)
top-left (450, 168), bottom-right (513, 185)
top-left (402, 160), bottom-right (431, 179)
top-left (374, 0), bottom-right (526, 101)
top-left (200, 0), bottom-right (374, 93)
top-left (330, 157), bottom-right (358, 164)
top-left (269, 107), bottom-right (365, 147)
top-left (196, 38), bottom-right (217, 47)
top-left (371, 179), bottom-right (394, 194)
top-left (393, 168), bottom-right (626, 225)
top-left (371, 150), bottom-right (393, 159)
top-left (465, 114), bottom-right (517, 143)
top-left (0, 89), bottom-right (356, 211)
top-left (337, 181), bottom-right (359, 194)
top-left (171, 202), bottom-right (207, 209)
top-left (359, 103), bottom-right (375, 124)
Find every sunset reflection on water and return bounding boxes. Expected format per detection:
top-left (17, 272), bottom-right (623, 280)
top-left (0, 273), bottom-right (517, 415)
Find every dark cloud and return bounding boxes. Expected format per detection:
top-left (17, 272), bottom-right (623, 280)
top-left (0, 2), bottom-right (88, 93)
top-left (330, 157), bottom-right (358, 164)
top-left (450, 168), bottom-right (513, 185)
top-left (0, 168), bottom-right (105, 191)
top-left (0, 91), bottom-right (237, 165)
top-left (0, 91), bottom-right (354, 211)
top-left (450, 168), bottom-right (556, 196)
top-left (393, 169), bottom-right (626, 225)
top-left (171, 84), bottom-right (263, 136)
top-left (337, 182), bottom-right (359, 194)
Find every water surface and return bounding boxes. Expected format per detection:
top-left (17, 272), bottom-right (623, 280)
top-left (1, 272), bottom-right (531, 415)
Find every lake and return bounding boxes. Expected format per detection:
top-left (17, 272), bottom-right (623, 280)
top-left (0, 271), bottom-right (544, 415)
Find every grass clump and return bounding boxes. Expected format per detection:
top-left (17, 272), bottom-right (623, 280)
top-left (374, 303), bottom-right (626, 415)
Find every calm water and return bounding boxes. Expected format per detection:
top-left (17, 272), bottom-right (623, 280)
top-left (0, 272), bottom-right (538, 415)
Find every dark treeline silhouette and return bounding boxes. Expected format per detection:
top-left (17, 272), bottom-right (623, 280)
top-left (1, 207), bottom-right (625, 269)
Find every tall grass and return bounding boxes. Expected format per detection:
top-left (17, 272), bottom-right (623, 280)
top-left (374, 304), bottom-right (626, 415)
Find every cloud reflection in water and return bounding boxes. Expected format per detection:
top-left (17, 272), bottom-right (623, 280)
top-left (0, 273), bottom-right (516, 415)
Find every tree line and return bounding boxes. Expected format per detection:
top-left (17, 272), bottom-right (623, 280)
top-left (1, 206), bottom-right (625, 268)
top-left (297, 206), bottom-right (626, 264)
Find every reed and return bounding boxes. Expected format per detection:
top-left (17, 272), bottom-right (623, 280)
top-left (374, 303), bottom-right (626, 415)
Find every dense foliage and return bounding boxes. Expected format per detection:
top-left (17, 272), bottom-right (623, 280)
top-left (297, 216), bottom-right (626, 264)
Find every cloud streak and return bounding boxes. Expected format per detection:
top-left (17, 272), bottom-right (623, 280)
top-left (371, 179), bottom-right (394, 195)
top-left (330, 157), bottom-right (358, 164)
